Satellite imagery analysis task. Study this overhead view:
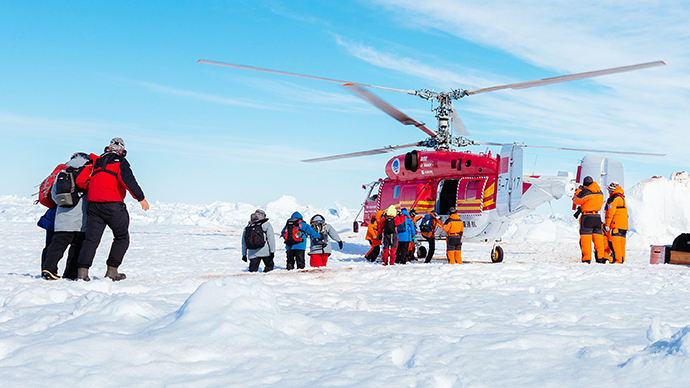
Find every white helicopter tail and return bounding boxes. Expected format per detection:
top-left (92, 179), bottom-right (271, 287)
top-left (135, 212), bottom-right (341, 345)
top-left (577, 155), bottom-right (624, 191)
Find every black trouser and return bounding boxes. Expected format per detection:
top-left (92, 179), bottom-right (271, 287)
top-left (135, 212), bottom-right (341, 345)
top-left (396, 241), bottom-right (410, 264)
top-left (43, 231), bottom-right (84, 280)
top-left (424, 237), bottom-right (435, 263)
top-left (78, 202), bottom-right (130, 269)
top-left (286, 249), bottom-right (306, 270)
top-left (365, 243), bottom-right (380, 262)
top-left (447, 234), bottom-right (463, 251)
top-left (41, 229), bottom-right (55, 269)
top-left (249, 256), bottom-right (275, 273)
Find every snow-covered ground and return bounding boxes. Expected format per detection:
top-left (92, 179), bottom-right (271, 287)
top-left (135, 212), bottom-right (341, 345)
top-left (1, 175), bottom-right (689, 387)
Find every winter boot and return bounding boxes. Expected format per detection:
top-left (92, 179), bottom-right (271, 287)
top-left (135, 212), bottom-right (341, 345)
top-left (77, 267), bottom-right (91, 282)
top-left (41, 270), bottom-right (60, 281)
top-left (105, 266), bottom-right (126, 281)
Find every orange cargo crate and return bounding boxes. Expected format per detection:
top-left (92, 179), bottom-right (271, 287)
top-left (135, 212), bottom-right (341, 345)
top-left (650, 245), bottom-right (670, 264)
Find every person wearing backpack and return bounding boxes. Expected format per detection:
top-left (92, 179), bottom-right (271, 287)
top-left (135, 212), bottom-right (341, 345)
top-left (377, 205), bottom-right (400, 266)
top-left (307, 214), bottom-right (343, 268)
top-left (41, 153), bottom-right (92, 280)
top-left (75, 138), bottom-right (149, 281)
top-left (394, 208), bottom-right (416, 264)
top-left (280, 211), bottom-right (321, 270)
top-left (364, 210), bottom-right (384, 262)
top-left (418, 211), bottom-right (443, 263)
top-left (242, 209), bottom-right (276, 273)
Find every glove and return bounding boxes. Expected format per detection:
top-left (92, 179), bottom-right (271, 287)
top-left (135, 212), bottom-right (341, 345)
top-left (338, 241), bottom-right (343, 250)
top-left (242, 255), bottom-right (247, 262)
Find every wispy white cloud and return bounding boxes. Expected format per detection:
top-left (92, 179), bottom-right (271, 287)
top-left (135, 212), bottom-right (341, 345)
top-left (336, 1), bottom-right (690, 169)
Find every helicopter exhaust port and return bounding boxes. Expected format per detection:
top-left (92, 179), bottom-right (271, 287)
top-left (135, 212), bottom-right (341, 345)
top-left (404, 150), bottom-right (419, 172)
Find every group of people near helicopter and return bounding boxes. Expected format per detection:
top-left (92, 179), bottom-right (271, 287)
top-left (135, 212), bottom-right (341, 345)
top-left (364, 205), bottom-right (464, 265)
top-left (573, 176), bottom-right (628, 264)
top-left (241, 173), bottom-right (627, 272)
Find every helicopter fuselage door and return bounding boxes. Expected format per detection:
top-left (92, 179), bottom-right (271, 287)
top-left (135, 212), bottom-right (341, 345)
top-left (436, 179), bottom-right (459, 215)
top-left (497, 144), bottom-right (523, 217)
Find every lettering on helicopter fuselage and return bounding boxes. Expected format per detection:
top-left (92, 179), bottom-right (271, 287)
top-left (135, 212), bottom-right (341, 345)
top-left (463, 220), bottom-right (477, 228)
top-left (422, 163), bottom-right (434, 168)
top-left (420, 170), bottom-right (433, 175)
top-left (420, 156), bottom-right (428, 162)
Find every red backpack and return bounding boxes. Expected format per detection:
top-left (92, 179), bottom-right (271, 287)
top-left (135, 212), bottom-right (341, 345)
top-left (282, 218), bottom-right (304, 246)
top-left (36, 163), bottom-right (67, 208)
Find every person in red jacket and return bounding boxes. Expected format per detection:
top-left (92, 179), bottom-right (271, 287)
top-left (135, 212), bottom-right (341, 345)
top-left (76, 138), bottom-right (149, 281)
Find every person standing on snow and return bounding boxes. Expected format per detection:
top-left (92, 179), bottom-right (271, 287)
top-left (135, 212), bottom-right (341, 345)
top-left (417, 211), bottom-right (443, 263)
top-left (242, 209), bottom-right (276, 273)
top-left (572, 176), bottom-right (612, 264)
top-left (75, 138), bottom-right (150, 281)
top-left (307, 214), bottom-right (343, 268)
top-left (280, 211), bottom-right (322, 270)
top-left (395, 208), bottom-right (416, 264)
top-left (364, 210), bottom-right (384, 262)
top-left (604, 181), bottom-right (628, 264)
top-left (377, 205), bottom-right (400, 266)
top-left (41, 153), bottom-right (92, 280)
top-left (443, 207), bottom-right (464, 264)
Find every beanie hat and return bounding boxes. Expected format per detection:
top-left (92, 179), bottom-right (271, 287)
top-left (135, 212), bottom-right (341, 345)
top-left (448, 207), bottom-right (457, 214)
top-left (583, 176), bottom-right (594, 186)
top-left (109, 138), bottom-right (125, 154)
top-left (386, 205), bottom-right (396, 217)
top-left (607, 181), bottom-right (620, 191)
top-left (251, 209), bottom-right (267, 222)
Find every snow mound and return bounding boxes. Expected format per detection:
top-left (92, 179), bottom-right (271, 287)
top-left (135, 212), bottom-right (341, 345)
top-left (503, 213), bottom-right (578, 242)
top-left (627, 173), bottom-right (690, 248)
top-left (150, 277), bottom-right (345, 344)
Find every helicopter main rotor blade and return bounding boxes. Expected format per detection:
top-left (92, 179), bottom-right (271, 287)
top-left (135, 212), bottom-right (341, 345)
top-left (198, 59), bottom-right (417, 95)
top-left (516, 144), bottom-right (665, 156)
top-left (342, 84), bottom-right (437, 137)
top-left (466, 61), bottom-right (666, 96)
top-left (302, 142), bottom-right (422, 163)
top-left (449, 105), bottom-right (467, 136)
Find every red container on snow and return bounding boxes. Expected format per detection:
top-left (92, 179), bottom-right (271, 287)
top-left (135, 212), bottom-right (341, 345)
top-left (650, 245), bottom-right (671, 264)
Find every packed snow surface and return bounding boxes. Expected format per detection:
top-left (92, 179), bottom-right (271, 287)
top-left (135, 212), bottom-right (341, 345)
top-left (1, 176), bottom-right (689, 387)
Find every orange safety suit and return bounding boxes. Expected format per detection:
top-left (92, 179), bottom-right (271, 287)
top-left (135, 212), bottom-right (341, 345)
top-left (442, 213), bottom-right (464, 264)
top-left (364, 211), bottom-right (384, 262)
top-left (572, 181), bottom-right (612, 263)
top-left (604, 186), bottom-right (628, 263)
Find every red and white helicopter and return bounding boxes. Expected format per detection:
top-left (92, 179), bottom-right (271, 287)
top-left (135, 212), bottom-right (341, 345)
top-left (199, 59), bottom-right (665, 262)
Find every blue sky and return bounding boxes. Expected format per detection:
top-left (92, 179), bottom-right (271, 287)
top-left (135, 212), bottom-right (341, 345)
top-left (1, 1), bottom-right (688, 213)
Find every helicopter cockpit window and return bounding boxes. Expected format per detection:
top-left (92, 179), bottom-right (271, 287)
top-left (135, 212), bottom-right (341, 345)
top-left (393, 185), bottom-right (401, 199)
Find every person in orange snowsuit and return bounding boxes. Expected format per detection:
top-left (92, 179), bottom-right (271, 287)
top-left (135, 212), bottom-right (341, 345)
top-left (604, 182), bottom-right (628, 263)
top-left (572, 176), bottom-right (612, 264)
top-left (365, 210), bottom-right (384, 262)
top-left (442, 207), bottom-right (464, 264)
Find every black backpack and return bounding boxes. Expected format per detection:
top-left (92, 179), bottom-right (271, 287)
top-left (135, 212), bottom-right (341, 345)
top-left (282, 218), bottom-right (304, 246)
top-left (54, 167), bottom-right (83, 207)
top-left (310, 219), bottom-right (329, 247)
top-left (244, 221), bottom-right (266, 249)
top-left (383, 216), bottom-right (397, 234)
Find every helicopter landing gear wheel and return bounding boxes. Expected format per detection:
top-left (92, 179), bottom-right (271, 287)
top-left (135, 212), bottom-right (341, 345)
top-left (417, 246), bottom-right (427, 259)
top-left (491, 245), bottom-right (504, 263)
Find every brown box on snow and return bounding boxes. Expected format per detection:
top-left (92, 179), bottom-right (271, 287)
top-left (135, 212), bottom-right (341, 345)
top-left (669, 250), bottom-right (690, 265)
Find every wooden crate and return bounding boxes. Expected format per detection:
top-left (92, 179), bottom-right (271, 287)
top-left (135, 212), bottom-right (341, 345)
top-left (669, 250), bottom-right (690, 265)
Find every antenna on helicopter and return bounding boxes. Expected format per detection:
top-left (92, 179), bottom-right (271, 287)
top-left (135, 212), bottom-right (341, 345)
top-left (198, 59), bottom-right (666, 159)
